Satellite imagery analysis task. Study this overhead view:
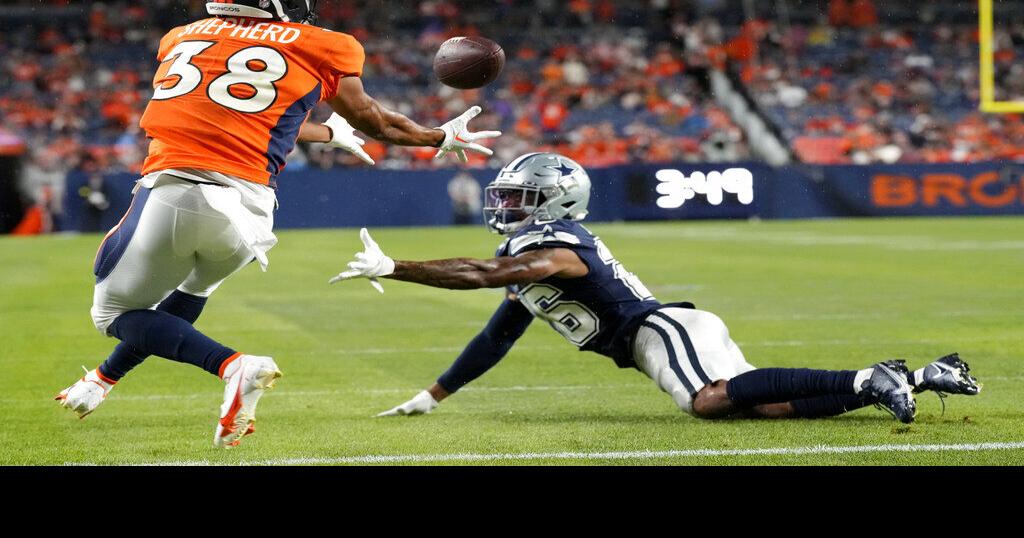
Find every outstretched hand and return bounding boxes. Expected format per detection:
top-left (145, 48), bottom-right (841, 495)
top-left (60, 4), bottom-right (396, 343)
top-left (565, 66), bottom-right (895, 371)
top-left (435, 106), bottom-right (501, 163)
top-left (328, 227), bottom-right (395, 293)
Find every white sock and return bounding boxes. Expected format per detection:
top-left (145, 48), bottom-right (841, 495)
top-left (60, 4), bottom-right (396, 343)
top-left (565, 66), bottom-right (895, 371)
top-left (852, 368), bottom-right (873, 393)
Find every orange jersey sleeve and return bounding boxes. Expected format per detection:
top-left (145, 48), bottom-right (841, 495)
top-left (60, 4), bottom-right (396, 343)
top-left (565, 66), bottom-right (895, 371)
top-left (156, 26), bottom-right (187, 61)
top-left (140, 17), bottom-right (365, 186)
top-left (315, 30), bottom-right (366, 100)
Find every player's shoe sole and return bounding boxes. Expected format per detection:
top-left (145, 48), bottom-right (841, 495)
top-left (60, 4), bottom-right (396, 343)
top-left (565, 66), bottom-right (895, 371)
top-left (214, 355), bottom-right (282, 448)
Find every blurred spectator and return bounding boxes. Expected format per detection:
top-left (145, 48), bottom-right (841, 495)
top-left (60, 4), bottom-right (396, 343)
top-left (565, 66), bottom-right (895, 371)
top-left (1, 0), bottom-right (750, 178)
top-left (6, 0), bottom-right (1020, 175)
top-left (848, 0), bottom-right (879, 29)
top-left (446, 171), bottom-right (482, 225)
top-left (19, 147), bottom-right (67, 230)
top-left (696, 9), bottom-right (1024, 163)
top-left (78, 171), bottom-right (111, 233)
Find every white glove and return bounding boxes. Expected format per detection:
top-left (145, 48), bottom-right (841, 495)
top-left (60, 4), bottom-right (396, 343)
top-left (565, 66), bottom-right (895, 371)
top-left (435, 106), bottom-right (501, 163)
top-left (323, 113), bottom-right (375, 165)
top-left (377, 390), bottom-right (439, 417)
top-left (328, 227), bottom-right (394, 293)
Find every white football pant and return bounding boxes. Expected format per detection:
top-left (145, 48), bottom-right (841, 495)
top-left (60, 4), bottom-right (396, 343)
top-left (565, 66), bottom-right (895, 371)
top-left (90, 173), bottom-right (274, 334)
top-left (632, 307), bottom-right (757, 414)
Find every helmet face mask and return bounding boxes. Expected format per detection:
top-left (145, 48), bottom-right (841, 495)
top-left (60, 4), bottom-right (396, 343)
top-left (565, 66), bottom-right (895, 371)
top-left (206, 0), bottom-right (318, 24)
top-left (483, 185), bottom-right (542, 234)
top-left (304, 0), bottom-right (319, 23)
top-left (483, 153), bottom-right (591, 235)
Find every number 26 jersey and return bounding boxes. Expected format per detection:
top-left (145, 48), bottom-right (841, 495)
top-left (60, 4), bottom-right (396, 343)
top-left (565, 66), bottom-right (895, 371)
top-left (498, 220), bottom-right (662, 367)
top-left (140, 16), bottom-right (364, 186)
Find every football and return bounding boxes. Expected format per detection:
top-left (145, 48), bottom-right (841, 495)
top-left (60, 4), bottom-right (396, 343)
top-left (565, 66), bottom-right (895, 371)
top-left (433, 36), bottom-right (505, 89)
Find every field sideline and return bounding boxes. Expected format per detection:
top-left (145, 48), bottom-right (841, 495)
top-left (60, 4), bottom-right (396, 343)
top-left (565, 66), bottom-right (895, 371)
top-left (1, 217), bottom-right (1022, 465)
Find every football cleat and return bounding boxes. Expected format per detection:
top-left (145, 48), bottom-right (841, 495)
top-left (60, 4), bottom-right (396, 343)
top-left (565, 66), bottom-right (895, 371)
top-left (861, 361), bottom-right (916, 424)
top-left (214, 354), bottom-right (282, 449)
top-left (55, 366), bottom-right (115, 419)
top-left (913, 353), bottom-right (980, 396)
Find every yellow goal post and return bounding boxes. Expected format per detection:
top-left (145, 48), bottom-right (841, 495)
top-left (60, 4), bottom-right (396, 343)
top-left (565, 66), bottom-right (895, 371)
top-left (979, 0), bottom-right (1024, 112)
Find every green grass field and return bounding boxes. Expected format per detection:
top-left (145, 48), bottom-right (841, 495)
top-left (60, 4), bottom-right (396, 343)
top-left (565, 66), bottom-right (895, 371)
top-left (2, 217), bottom-right (1022, 465)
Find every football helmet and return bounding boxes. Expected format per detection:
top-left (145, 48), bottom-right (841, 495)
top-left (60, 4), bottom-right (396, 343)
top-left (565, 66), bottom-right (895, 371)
top-left (206, 0), bottom-right (319, 24)
top-left (484, 152), bottom-right (591, 234)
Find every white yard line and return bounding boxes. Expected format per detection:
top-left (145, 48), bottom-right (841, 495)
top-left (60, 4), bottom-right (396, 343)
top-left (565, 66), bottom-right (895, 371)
top-left (65, 441), bottom-right (1024, 466)
top-left (730, 311), bottom-right (1024, 321)
top-left (738, 336), bottom-right (1023, 347)
top-left (603, 228), bottom-right (1024, 251)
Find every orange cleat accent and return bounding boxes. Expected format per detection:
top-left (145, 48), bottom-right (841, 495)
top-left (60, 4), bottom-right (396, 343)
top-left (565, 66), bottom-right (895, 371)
top-left (218, 352), bottom-right (243, 379)
top-left (213, 355), bottom-right (281, 448)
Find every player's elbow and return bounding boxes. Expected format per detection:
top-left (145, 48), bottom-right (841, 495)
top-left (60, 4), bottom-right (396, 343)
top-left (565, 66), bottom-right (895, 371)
top-left (329, 95), bottom-right (382, 137)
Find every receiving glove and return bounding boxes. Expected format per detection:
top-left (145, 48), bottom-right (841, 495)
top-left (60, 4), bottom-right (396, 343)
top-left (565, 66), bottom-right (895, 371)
top-left (328, 227), bottom-right (394, 293)
top-left (377, 390), bottom-right (439, 417)
top-left (323, 113), bottom-right (375, 165)
top-left (435, 106), bottom-right (501, 163)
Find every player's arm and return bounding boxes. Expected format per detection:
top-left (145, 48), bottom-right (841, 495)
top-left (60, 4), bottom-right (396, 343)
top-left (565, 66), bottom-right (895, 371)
top-left (327, 77), bottom-right (441, 147)
top-left (388, 249), bottom-right (587, 289)
top-left (328, 228), bottom-right (588, 291)
top-left (297, 122), bottom-right (331, 143)
top-left (377, 295), bottom-right (534, 416)
top-left (328, 78), bottom-right (501, 162)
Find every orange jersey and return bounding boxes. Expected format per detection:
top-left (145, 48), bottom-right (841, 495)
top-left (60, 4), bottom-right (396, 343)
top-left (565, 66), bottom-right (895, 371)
top-left (140, 17), bottom-right (364, 185)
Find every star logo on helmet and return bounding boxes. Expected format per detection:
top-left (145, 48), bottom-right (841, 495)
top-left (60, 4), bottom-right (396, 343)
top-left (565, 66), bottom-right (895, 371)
top-left (544, 162), bottom-right (575, 177)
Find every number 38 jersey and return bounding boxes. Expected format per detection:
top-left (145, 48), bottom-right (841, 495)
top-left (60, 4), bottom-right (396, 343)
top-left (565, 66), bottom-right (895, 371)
top-left (497, 220), bottom-right (662, 367)
top-left (140, 17), bottom-right (364, 186)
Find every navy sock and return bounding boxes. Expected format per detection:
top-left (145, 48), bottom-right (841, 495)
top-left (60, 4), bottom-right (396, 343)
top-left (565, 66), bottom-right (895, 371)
top-left (726, 368), bottom-right (858, 408)
top-left (790, 393), bottom-right (874, 418)
top-left (107, 309), bottom-right (235, 377)
top-left (99, 291), bottom-right (208, 380)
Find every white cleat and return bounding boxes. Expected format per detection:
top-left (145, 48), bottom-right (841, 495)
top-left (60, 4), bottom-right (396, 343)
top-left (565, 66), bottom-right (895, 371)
top-left (55, 366), bottom-right (116, 419)
top-left (214, 354), bottom-right (282, 448)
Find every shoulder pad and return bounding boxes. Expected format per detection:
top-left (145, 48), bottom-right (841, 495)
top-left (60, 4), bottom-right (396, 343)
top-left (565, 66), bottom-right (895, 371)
top-left (495, 238), bottom-right (511, 257)
top-left (508, 221), bottom-right (591, 256)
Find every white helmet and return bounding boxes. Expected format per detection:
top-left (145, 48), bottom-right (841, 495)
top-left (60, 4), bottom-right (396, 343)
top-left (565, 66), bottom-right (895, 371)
top-left (483, 152), bottom-right (591, 234)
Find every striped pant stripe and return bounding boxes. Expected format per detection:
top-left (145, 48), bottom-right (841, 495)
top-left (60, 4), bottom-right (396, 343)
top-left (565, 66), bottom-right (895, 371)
top-left (640, 321), bottom-right (697, 396)
top-left (651, 310), bottom-right (712, 385)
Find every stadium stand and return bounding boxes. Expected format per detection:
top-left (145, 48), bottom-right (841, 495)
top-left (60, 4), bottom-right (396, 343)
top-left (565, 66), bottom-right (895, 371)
top-left (0, 0), bottom-right (749, 180)
top-left (2, 0), bottom-right (1022, 232)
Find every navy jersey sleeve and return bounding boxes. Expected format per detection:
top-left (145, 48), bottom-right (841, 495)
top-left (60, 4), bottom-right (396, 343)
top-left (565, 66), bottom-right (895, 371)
top-left (436, 298), bottom-right (534, 393)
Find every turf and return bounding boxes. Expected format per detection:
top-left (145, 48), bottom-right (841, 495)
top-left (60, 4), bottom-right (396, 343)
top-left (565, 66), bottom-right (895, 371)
top-left (1, 217), bottom-right (1022, 465)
